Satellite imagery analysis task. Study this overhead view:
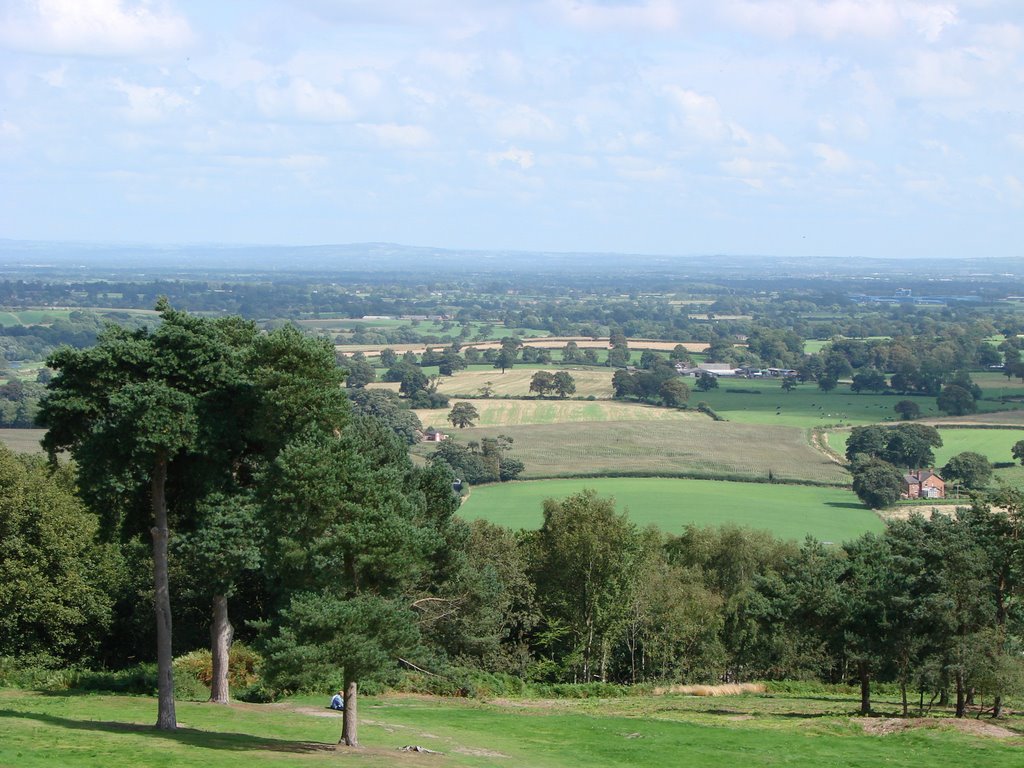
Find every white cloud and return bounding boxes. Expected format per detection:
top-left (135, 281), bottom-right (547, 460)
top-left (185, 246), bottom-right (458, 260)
top-left (0, 120), bottom-right (23, 140)
top-left (489, 147), bottom-right (535, 170)
top-left (256, 79), bottom-right (356, 123)
top-left (609, 154), bottom-right (672, 182)
top-left (476, 101), bottom-right (561, 142)
top-left (552, 0), bottom-right (682, 31)
top-left (111, 79), bottom-right (188, 123)
top-left (664, 86), bottom-right (741, 144)
top-left (359, 123), bottom-right (433, 149)
top-left (811, 142), bottom-right (854, 172)
top-left (0, 0), bottom-right (192, 56)
top-left (720, 1), bottom-right (957, 42)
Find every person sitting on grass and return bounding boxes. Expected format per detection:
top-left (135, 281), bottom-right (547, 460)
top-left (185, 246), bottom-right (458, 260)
top-left (329, 690), bottom-right (345, 711)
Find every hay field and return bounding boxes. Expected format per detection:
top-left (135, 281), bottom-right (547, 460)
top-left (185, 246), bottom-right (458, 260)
top-left (0, 428), bottom-right (45, 454)
top-left (417, 399), bottom-right (704, 428)
top-left (436, 368), bottom-right (615, 398)
top-left (922, 410), bottom-right (1024, 427)
top-left (460, 477), bottom-right (877, 541)
top-left (421, 420), bottom-right (849, 485)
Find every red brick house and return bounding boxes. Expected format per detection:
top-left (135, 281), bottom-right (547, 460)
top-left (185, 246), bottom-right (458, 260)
top-left (902, 469), bottom-right (945, 499)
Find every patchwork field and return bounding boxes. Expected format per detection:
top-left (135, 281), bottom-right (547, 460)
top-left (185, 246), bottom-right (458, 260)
top-left (3, 688), bottom-right (1021, 768)
top-left (417, 399), bottom-right (705, 429)
top-left (418, 420), bottom-right (849, 485)
top-left (461, 477), bottom-right (879, 541)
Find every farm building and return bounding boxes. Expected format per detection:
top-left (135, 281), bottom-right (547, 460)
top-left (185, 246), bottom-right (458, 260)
top-left (901, 469), bottom-right (945, 499)
top-left (675, 363), bottom-right (742, 377)
top-left (422, 428), bottom-right (448, 443)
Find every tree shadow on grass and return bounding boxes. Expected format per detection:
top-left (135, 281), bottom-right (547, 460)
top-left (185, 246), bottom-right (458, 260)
top-left (824, 501), bottom-right (869, 511)
top-left (0, 709), bottom-right (334, 754)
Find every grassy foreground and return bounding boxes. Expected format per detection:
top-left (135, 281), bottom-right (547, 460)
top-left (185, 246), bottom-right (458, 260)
top-left (2, 688), bottom-right (1021, 768)
top-left (460, 477), bottom-right (879, 542)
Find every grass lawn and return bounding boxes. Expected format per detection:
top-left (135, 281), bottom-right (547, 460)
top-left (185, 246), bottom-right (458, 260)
top-left (460, 477), bottom-right (878, 541)
top-left (3, 688), bottom-right (1020, 768)
top-left (417, 400), bottom-right (705, 429)
top-left (416, 420), bottom-right (848, 485)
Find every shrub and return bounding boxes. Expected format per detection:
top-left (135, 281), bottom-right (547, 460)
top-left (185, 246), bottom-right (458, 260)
top-left (172, 642), bottom-right (263, 691)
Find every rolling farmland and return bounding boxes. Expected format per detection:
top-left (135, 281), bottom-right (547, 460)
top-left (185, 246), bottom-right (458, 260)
top-left (420, 420), bottom-right (849, 485)
top-left (460, 477), bottom-right (881, 541)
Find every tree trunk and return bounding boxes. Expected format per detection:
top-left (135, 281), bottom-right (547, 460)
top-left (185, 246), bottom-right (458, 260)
top-left (955, 670), bottom-right (966, 718)
top-left (151, 452), bottom-right (177, 730)
top-left (993, 695), bottom-right (1002, 719)
top-left (858, 662), bottom-right (871, 716)
top-left (340, 680), bottom-right (358, 747)
top-left (209, 594), bottom-right (233, 705)
top-left (900, 681), bottom-right (908, 718)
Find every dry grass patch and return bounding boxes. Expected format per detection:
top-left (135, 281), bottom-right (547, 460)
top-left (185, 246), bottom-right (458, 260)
top-left (921, 410), bottom-right (1024, 427)
top-left (652, 684), bottom-right (766, 697)
top-left (425, 420), bottom-right (850, 485)
top-left (416, 399), bottom-right (704, 429)
top-left (432, 369), bottom-right (616, 398)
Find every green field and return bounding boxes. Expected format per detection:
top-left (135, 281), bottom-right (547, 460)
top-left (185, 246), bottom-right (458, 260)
top-left (418, 420), bottom-right (848, 486)
top-left (695, 382), bottom-right (958, 427)
top-left (461, 477), bottom-right (879, 541)
top-left (3, 688), bottom-right (1020, 768)
top-left (0, 309), bottom-right (75, 325)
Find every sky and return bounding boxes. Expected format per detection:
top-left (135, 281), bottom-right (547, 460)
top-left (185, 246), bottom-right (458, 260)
top-left (1, 0), bottom-right (1023, 259)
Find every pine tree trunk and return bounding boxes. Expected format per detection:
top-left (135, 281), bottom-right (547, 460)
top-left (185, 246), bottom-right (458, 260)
top-left (993, 695), bottom-right (1002, 718)
top-left (900, 681), bottom-right (908, 717)
top-left (955, 670), bottom-right (966, 718)
top-left (859, 663), bottom-right (871, 716)
top-left (340, 680), bottom-right (358, 747)
top-left (209, 594), bottom-right (233, 704)
top-left (151, 452), bottom-right (177, 730)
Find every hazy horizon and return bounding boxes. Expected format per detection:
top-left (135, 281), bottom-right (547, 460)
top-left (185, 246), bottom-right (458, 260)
top-left (2, 1), bottom-right (1023, 260)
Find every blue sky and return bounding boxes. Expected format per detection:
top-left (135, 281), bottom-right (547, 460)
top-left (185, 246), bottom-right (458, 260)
top-left (1, 0), bottom-right (1022, 258)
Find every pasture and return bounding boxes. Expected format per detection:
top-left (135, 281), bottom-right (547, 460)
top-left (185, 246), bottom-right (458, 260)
top-left (677, 381), bottom-right (941, 427)
top-left (419, 420), bottom-right (849, 486)
top-left (3, 688), bottom-right (1021, 768)
top-left (461, 477), bottom-right (879, 541)
top-left (417, 399), bottom-right (704, 429)
top-left (826, 426), bottom-right (1024, 487)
